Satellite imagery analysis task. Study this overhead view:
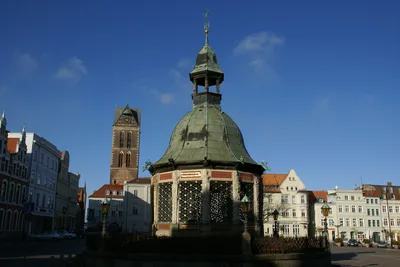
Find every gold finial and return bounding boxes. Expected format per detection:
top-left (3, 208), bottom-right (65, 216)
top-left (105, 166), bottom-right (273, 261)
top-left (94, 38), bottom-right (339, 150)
top-left (203, 9), bottom-right (210, 45)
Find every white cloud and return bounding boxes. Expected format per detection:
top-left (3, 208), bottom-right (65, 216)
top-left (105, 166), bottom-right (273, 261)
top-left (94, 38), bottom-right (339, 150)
top-left (0, 85), bottom-right (9, 96)
top-left (15, 53), bottom-right (38, 75)
top-left (150, 89), bottom-right (174, 105)
top-left (315, 97), bottom-right (330, 112)
top-left (55, 56), bottom-right (87, 83)
top-left (234, 32), bottom-right (285, 74)
top-left (169, 59), bottom-right (192, 90)
top-left (177, 58), bottom-right (193, 69)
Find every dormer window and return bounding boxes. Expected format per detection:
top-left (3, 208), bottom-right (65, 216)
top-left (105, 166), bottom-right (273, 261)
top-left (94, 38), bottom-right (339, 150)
top-left (105, 190), bottom-right (110, 195)
top-left (119, 190), bottom-right (124, 195)
top-left (113, 190), bottom-right (117, 195)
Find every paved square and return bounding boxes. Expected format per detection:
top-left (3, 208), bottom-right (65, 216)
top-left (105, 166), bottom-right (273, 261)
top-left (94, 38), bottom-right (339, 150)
top-left (331, 245), bottom-right (400, 267)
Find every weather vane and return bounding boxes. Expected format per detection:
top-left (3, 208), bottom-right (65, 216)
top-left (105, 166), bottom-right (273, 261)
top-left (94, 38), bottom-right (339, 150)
top-left (203, 9), bottom-right (210, 33)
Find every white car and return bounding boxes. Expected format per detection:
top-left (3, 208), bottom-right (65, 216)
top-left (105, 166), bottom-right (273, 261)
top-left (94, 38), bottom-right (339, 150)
top-left (57, 230), bottom-right (76, 240)
top-left (31, 231), bottom-right (62, 241)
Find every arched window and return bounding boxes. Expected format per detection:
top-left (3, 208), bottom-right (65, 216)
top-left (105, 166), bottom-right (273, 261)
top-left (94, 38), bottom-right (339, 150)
top-left (15, 185), bottom-right (20, 204)
top-left (8, 183), bottom-right (14, 202)
top-left (118, 152), bottom-right (124, 167)
top-left (127, 132), bottom-right (132, 148)
top-left (0, 180), bottom-right (7, 201)
top-left (119, 131), bottom-right (125, 148)
top-left (126, 152), bottom-right (131, 168)
top-left (5, 210), bottom-right (11, 231)
top-left (28, 192), bottom-right (33, 202)
top-left (21, 186), bottom-right (26, 202)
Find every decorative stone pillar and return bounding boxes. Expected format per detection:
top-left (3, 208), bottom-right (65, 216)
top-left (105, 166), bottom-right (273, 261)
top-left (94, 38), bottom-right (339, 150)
top-left (193, 79), bottom-right (198, 94)
top-left (152, 175), bottom-right (159, 235)
top-left (205, 77), bottom-right (209, 92)
top-left (216, 79), bottom-right (220, 94)
top-left (201, 169), bottom-right (211, 234)
top-left (253, 175), bottom-right (261, 236)
top-left (170, 171), bottom-right (179, 235)
top-left (232, 171), bottom-right (241, 226)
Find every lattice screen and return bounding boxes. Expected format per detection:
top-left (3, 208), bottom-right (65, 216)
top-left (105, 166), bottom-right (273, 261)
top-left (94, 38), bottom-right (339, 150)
top-left (210, 181), bottom-right (233, 223)
top-left (240, 182), bottom-right (254, 223)
top-left (158, 182), bottom-right (172, 222)
top-left (178, 181), bottom-right (202, 224)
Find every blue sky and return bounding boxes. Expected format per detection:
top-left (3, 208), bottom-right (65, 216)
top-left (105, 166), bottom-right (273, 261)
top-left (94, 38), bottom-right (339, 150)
top-left (1, 0), bottom-right (399, 195)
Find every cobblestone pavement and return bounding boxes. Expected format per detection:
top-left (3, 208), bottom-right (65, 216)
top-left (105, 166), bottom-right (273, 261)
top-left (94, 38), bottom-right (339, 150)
top-left (331, 245), bottom-right (400, 267)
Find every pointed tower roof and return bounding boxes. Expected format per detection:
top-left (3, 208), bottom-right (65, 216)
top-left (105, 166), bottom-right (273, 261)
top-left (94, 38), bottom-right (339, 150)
top-left (19, 123), bottom-right (27, 146)
top-left (189, 10), bottom-right (224, 87)
top-left (0, 108), bottom-right (6, 125)
top-left (113, 104), bottom-right (141, 126)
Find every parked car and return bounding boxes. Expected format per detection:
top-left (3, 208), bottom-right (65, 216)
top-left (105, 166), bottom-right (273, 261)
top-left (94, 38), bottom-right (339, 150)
top-left (30, 231), bottom-right (62, 241)
top-left (57, 230), bottom-right (76, 240)
top-left (347, 239), bottom-right (358, 247)
top-left (377, 241), bottom-right (387, 248)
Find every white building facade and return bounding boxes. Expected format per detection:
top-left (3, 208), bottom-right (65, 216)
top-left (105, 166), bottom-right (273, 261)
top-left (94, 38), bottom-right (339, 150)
top-left (9, 132), bottom-right (60, 234)
top-left (123, 178), bottom-right (151, 233)
top-left (262, 169), bottom-right (309, 237)
top-left (310, 191), bottom-right (338, 242)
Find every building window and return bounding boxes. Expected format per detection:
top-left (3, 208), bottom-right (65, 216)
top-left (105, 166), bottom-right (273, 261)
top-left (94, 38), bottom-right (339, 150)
top-left (346, 218), bottom-right (350, 227)
top-left (119, 190), bottom-right (123, 195)
top-left (281, 195), bottom-right (288, 203)
top-left (352, 218), bottom-right (357, 227)
top-left (329, 218), bottom-right (334, 226)
top-left (388, 206), bottom-right (393, 213)
top-left (292, 209), bottom-right (296, 217)
top-left (376, 209), bottom-right (379, 216)
top-left (118, 211), bottom-right (123, 217)
top-left (119, 131), bottom-right (125, 148)
top-left (351, 205), bottom-right (356, 213)
top-left (382, 206), bottom-right (387, 212)
top-left (366, 199), bottom-right (369, 204)
top-left (127, 132), bottom-right (132, 148)
top-left (372, 220), bottom-right (376, 227)
top-left (292, 195), bottom-right (296, 203)
top-left (338, 205), bottom-right (343, 213)
top-left (283, 224), bottom-right (290, 235)
top-left (345, 206), bottom-right (349, 213)
top-left (372, 209), bottom-right (375, 216)
top-left (390, 219), bottom-right (394, 226)
top-left (377, 220), bottom-right (380, 227)
top-left (126, 152), bottom-right (131, 168)
top-left (396, 206), bottom-right (399, 213)
top-left (383, 218), bottom-right (388, 226)
top-left (133, 190), bottom-right (138, 197)
top-left (375, 199), bottom-right (378, 204)
top-left (113, 190), bottom-right (117, 195)
top-left (351, 196), bottom-right (355, 201)
top-left (367, 209), bottom-right (370, 216)
top-left (111, 211), bottom-right (116, 217)
top-left (293, 225), bottom-right (300, 236)
top-left (301, 209), bottom-right (306, 218)
top-left (368, 220), bottom-right (371, 227)
top-left (301, 195), bottom-right (305, 204)
top-left (339, 218), bottom-right (343, 226)
top-left (118, 152), bottom-right (123, 167)
top-left (397, 219), bottom-right (400, 226)
top-left (105, 190), bottom-right (110, 195)
top-left (345, 196), bottom-right (349, 200)
top-left (358, 206), bottom-right (362, 213)
top-left (132, 207), bottom-right (138, 215)
top-left (359, 219), bottom-right (363, 227)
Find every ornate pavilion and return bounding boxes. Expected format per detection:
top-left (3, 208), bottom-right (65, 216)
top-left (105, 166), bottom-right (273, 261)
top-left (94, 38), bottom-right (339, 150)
top-left (149, 13), bottom-right (265, 236)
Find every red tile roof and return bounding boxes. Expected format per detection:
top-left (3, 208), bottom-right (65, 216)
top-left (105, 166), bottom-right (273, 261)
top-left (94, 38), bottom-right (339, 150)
top-left (127, 178), bottom-right (151, 184)
top-left (89, 184), bottom-right (124, 199)
top-left (7, 138), bottom-right (19, 153)
top-left (262, 174), bottom-right (287, 186)
top-left (312, 190), bottom-right (328, 202)
top-left (363, 183), bottom-right (400, 200)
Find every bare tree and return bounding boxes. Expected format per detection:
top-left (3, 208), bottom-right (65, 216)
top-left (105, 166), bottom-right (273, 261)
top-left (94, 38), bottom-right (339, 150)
top-left (262, 193), bottom-right (291, 223)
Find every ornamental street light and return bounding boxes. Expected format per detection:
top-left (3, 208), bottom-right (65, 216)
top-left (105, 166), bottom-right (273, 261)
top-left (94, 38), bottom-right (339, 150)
top-left (240, 194), bottom-right (251, 255)
top-left (272, 209), bottom-right (279, 238)
top-left (321, 202), bottom-right (331, 248)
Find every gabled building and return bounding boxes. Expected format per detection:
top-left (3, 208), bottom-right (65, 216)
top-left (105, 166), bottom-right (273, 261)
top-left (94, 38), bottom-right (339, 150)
top-left (363, 182), bottom-right (400, 242)
top-left (0, 113), bottom-right (29, 238)
top-left (122, 178), bottom-right (151, 233)
top-left (262, 169), bottom-right (309, 237)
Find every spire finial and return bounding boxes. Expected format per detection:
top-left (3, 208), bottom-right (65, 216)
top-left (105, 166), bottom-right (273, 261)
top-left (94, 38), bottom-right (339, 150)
top-left (1, 108), bottom-right (5, 119)
top-left (22, 123), bottom-right (26, 132)
top-left (203, 9), bottom-right (210, 45)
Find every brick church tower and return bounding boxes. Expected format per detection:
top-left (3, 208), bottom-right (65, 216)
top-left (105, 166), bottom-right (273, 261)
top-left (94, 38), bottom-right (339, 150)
top-left (110, 105), bottom-right (141, 185)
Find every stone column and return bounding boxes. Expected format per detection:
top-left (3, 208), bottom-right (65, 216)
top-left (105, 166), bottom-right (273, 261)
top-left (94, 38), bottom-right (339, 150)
top-left (253, 175), bottom-right (261, 236)
top-left (205, 77), bottom-right (209, 92)
top-left (216, 79), bottom-right (220, 94)
top-left (232, 171), bottom-right (241, 225)
top-left (201, 170), bottom-right (211, 234)
top-left (193, 79), bottom-right (198, 94)
top-left (152, 175), bottom-right (159, 236)
top-left (170, 171), bottom-right (179, 235)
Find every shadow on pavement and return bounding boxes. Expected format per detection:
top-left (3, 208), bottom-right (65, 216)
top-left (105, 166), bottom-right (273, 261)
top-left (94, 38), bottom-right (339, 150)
top-left (331, 251), bottom-right (358, 261)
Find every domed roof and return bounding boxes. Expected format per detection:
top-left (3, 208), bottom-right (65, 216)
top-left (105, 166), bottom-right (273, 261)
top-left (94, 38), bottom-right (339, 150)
top-left (151, 93), bottom-right (263, 174)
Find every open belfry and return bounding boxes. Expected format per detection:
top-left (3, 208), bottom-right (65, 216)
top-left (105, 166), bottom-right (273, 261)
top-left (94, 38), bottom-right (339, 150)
top-left (149, 11), bottom-right (265, 236)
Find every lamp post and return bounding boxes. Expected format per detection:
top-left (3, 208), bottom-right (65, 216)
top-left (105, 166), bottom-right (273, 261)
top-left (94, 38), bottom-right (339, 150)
top-left (321, 202), bottom-right (331, 248)
top-left (101, 198), bottom-right (111, 237)
top-left (240, 194), bottom-right (251, 255)
top-left (272, 209), bottom-right (279, 238)
top-left (335, 224), bottom-right (341, 239)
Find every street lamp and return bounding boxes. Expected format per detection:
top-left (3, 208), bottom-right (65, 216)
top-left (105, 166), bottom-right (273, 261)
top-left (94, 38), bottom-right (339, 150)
top-left (272, 209), bottom-right (279, 238)
top-left (321, 202), bottom-right (331, 248)
top-left (101, 198), bottom-right (111, 237)
top-left (240, 194), bottom-right (251, 255)
top-left (241, 195), bottom-right (251, 233)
